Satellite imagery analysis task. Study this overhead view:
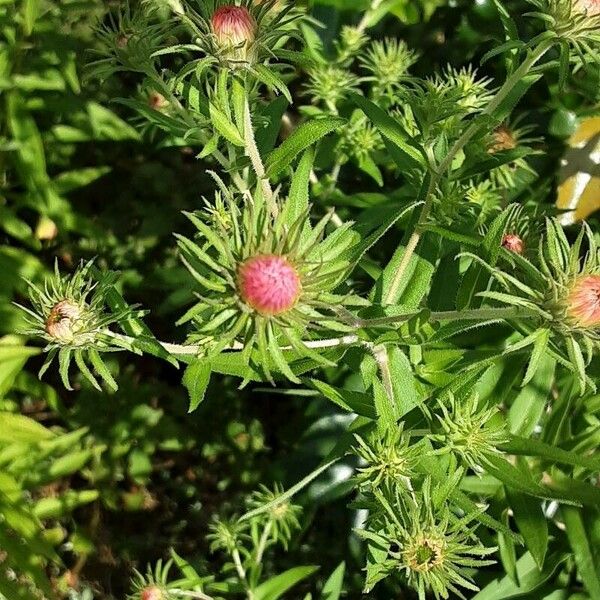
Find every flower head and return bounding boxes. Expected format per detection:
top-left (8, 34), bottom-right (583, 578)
top-left (176, 188), bottom-right (366, 384)
top-left (128, 562), bottom-right (172, 600)
top-left (238, 255), bottom-right (301, 315)
top-left (567, 275), bottom-right (600, 327)
top-left (211, 5), bottom-right (256, 63)
top-left (475, 218), bottom-right (600, 392)
top-left (141, 587), bottom-right (164, 600)
top-left (360, 480), bottom-right (496, 598)
top-left (575, 0), bottom-right (600, 15)
top-left (246, 483), bottom-right (301, 548)
top-left (19, 260), bottom-right (132, 391)
top-left (179, 0), bottom-right (302, 72)
top-left (430, 393), bottom-right (508, 472)
top-left (502, 233), bottom-right (525, 254)
top-left (353, 426), bottom-right (418, 492)
top-left (45, 300), bottom-right (84, 344)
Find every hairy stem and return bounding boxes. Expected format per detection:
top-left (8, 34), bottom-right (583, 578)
top-left (254, 521), bottom-right (273, 565)
top-left (243, 94), bottom-right (277, 217)
top-left (383, 39), bottom-right (555, 304)
top-left (107, 307), bottom-right (536, 358)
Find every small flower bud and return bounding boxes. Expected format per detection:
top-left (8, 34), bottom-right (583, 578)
top-left (148, 91), bottom-right (169, 111)
top-left (35, 216), bottom-right (58, 241)
top-left (45, 300), bottom-right (83, 344)
top-left (141, 587), bottom-right (164, 600)
top-left (211, 5), bottom-right (256, 63)
top-left (575, 0), bottom-right (600, 16)
top-left (567, 275), bottom-right (600, 328)
top-left (489, 125), bottom-right (517, 154)
top-left (502, 233), bottom-right (524, 254)
top-left (238, 255), bottom-right (301, 315)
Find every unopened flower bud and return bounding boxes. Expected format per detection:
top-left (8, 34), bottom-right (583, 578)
top-left (575, 0), bottom-right (600, 16)
top-left (36, 216), bottom-right (58, 241)
top-left (502, 233), bottom-right (524, 254)
top-left (489, 125), bottom-right (517, 154)
top-left (211, 5), bottom-right (256, 63)
top-left (567, 275), bottom-right (600, 328)
top-left (141, 587), bottom-right (164, 600)
top-left (238, 255), bottom-right (301, 315)
top-left (45, 300), bottom-right (83, 344)
top-left (148, 91), bottom-right (169, 111)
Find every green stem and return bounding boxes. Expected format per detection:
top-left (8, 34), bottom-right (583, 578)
top-left (243, 94), bottom-right (277, 217)
top-left (356, 306), bottom-right (539, 328)
top-left (383, 39), bottom-right (555, 305)
top-left (254, 521), bottom-right (272, 565)
top-left (106, 307), bottom-right (537, 358)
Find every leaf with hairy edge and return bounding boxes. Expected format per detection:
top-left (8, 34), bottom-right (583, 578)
top-left (209, 103), bottom-right (244, 147)
top-left (265, 117), bottom-right (346, 177)
top-left (183, 360), bottom-right (211, 412)
top-left (309, 379), bottom-right (376, 419)
top-left (281, 148), bottom-right (313, 236)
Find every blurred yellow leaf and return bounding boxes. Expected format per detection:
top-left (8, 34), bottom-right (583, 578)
top-left (557, 117), bottom-right (600, 224)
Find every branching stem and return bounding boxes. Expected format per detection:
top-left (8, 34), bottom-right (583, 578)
top-left (107, 307), bottom-right (536, 358)
top-left (384, 38), bottom-right (555, 304)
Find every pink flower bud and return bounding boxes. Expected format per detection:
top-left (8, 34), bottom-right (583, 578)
top-left (211, 6), bottom-right (256, 49)
top-left (238, 255), bottom-right (301, 315)
top-left (489, 125), bottom-right (517, 154)
top-left (575, 0), bottom-right (600, 16)
top-left (45, 300), bottom-right (83, 343)
top-left (502, 233), bottom-right (524, 255)
top-left (141, 587), bottom-right (163, 600)
top-left (567, 275), bottom-right (600, 328)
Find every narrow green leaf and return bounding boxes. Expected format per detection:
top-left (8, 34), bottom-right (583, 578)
top-left (321, 562), bottom-right (345, 600)
top-left (501, 435), bottom-right (600, 472)
top-left (472, 552), bottom-right (567, 600)
top-left (209, 102), bottom-right (244, 146)
top-left (266, 117), bottom-right (346, 177)
top-left (253, 566), bottom-right (319, 600)
top-left (506, 489), bottom-right (548, 569)
top-left (562, 506), bottom-right (600, 598)
top-left (508, 354), bottom-right (555, 436)
top-left (309, 379), bottom-right (376, 419)
top-left (182, 360), bottom-right (211, 412)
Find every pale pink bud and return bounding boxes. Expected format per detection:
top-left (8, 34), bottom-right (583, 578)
top-left (502, 233), bottom-right (524, 255)
top-left (567, 275), bottom-right (600, 328)
top-left (45, 300), bottom-right (82, 343)
top-left (238, 255), bottom-right (301, 315)
top-left (575, 0), bottom-right (600, 16)
top-left (141, 587), bottom-right (163, 600)
top-left (489, 125), bottom-right (517, 154)
top-left (211, 6), bottom-right (256, 48)
top-left (35, 216), bottom-right (58, 241)
top-left (148, 91), bottom-right (169, 111)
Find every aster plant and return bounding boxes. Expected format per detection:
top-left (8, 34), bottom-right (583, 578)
top-left (15, 0), bottom-right (600, 599)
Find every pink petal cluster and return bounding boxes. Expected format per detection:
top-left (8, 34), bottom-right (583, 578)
top-left (140, 587), bottom-right (163, 600)
top-left (45, 300), bottom-right (82, 342)
top-left (238, 255), bottom-right (301, 315)
top-left (502, 233), bottom-right (524, 255)
top-left (567, 275), bottom-right (600, 328)
top-left (211, 6), bottom-right (256, 47)
top-left (576, 0), bottom-right (600, 16)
